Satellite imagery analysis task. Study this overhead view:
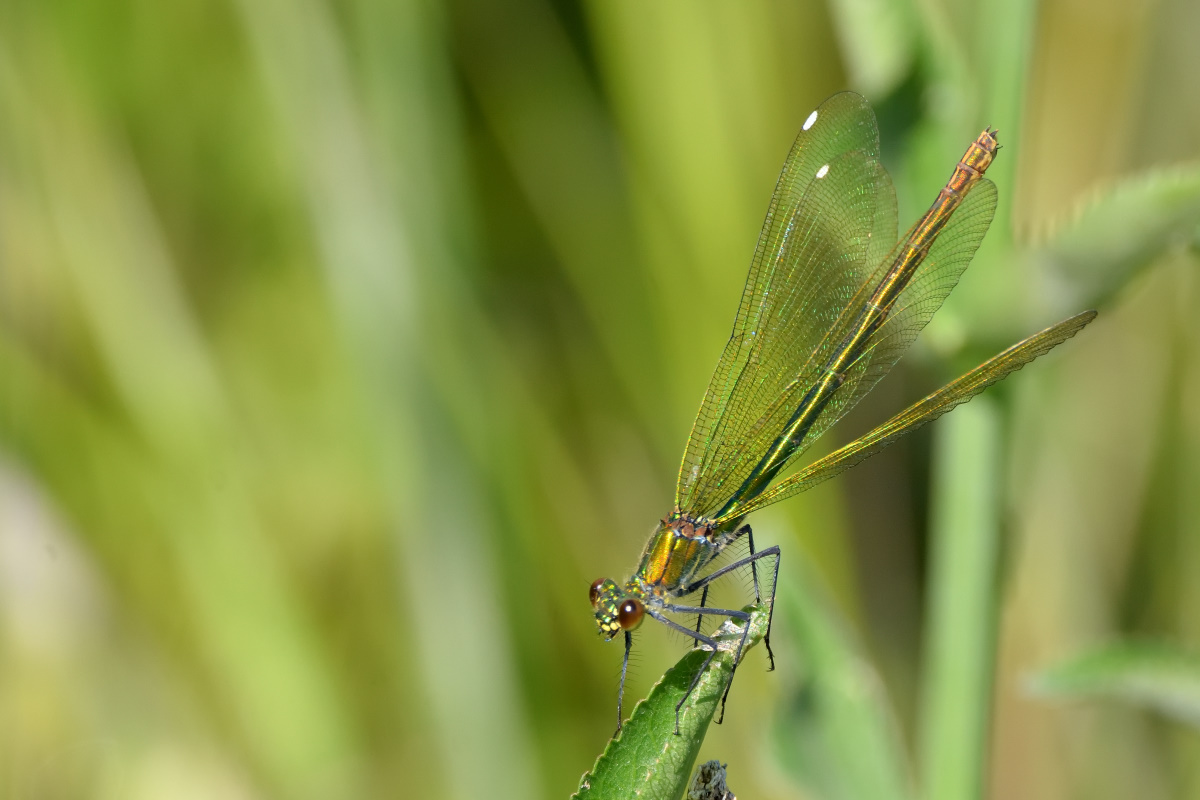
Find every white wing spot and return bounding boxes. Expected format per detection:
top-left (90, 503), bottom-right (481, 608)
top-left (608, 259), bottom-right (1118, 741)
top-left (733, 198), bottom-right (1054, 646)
top-left (816, 163), bottom-right (830, 179)
top-left (803, 110), bottom-right (818, 131)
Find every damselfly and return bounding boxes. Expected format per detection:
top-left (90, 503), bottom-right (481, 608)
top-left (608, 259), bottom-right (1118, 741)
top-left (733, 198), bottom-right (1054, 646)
top-left (588, 92), bottom-right (1095, 734)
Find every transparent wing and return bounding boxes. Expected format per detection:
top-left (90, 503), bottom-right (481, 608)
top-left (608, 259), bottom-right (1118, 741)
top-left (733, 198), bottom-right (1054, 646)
top-left (777, 182), bottom-right (1000, 472)
top-left (718, 310), bottom-right (1097, 521)
top-left (675, 92), bottom-right (895, 513)
top-left (690, 179), bottom-right (998, 521)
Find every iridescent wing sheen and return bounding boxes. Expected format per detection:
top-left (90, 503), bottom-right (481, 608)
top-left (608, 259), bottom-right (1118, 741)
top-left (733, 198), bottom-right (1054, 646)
top-left (685, 174), bottom-right (999, 521)
top-left (710, 181), bottom-right (999, 519)
top-left (717, 310), bottom-right (1097, 522)
top-left (674, 92), bottom-right (896, 514)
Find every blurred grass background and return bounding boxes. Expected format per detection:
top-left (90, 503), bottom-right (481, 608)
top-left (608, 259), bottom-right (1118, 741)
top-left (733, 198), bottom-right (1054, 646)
top-left (1, 0), bottom-right (1199, 798)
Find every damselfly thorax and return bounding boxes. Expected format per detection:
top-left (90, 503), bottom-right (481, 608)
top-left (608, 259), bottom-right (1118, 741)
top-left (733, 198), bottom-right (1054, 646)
top-left (590, 515), bottom-right (734, 638)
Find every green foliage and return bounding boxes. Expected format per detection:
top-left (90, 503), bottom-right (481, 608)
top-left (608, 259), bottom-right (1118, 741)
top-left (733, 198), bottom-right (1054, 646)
top-left (1031, 642), bottom-right (1200, 729)
top-left (574, 606), bottom-right (767, 800)
top-left (771, 556), bottom-right (913, 800)
top-left (917, 401), bottom-right (1000, 800)
top-left (1041, 165), bottom-right (1200, 308)
top-left (1, 0), bottom-right (1199, 798)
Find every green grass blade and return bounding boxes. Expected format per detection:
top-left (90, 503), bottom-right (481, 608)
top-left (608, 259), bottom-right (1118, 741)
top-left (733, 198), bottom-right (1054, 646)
top-left (573, 605), bottom-right (768, 800)
top-left (772, 555), bottom-right (913, 800)
top-left (1030, 641), bottom-right (1200, 729)
top-left (917, 399), bottom-right (1002, 800)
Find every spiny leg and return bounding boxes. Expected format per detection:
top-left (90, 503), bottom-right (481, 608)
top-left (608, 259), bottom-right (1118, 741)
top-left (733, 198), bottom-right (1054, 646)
top-left (746, 530), bottom-right (777, 671)
top-left (657, 602), bottom-right (752, 729)
top-left (615, 630), bottom-right (632, 736)
top-left (665, 602), bottom-right (753, 724)
top-left (693, 585), bottom-right (709, 649)
top-left (735, 526), bottom-right (776, 670)
top-left (682, 545), bottom-right (781, 718)
top-left (684, 545), bottom-right (779, 667)
top-left (740, 525), bottom-right (763, 603)
top-left (643, 607), bottom-right (740, 735)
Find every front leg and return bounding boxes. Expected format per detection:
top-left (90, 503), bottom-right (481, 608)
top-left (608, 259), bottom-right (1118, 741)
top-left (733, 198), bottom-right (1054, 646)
top-left (615, 630), bottom-right (633, 735)
top-left (643, 607), bottom-right (733, 735)
top-left (661, 602), bottom-right (753, 726)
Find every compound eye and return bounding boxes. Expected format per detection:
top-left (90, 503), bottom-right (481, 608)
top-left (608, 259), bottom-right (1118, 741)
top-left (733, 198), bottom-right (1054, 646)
top-left (617, 598), bottom-right (645, 630)
top-left (589, 578), bottom-right (606, 607)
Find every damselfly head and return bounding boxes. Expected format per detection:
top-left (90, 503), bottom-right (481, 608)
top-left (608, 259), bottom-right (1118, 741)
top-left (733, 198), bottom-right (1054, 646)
top-left (589, 578), bottom-right (645, 640)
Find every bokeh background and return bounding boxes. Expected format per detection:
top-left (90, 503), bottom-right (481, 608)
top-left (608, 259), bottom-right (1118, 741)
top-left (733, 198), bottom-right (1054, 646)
top-left (3, 0), bottom-right (1200, 798)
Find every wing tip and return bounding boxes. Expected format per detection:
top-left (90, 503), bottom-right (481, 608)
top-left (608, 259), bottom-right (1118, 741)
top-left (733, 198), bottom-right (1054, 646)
top-left (1061, 308), bottom-right (1099, 336)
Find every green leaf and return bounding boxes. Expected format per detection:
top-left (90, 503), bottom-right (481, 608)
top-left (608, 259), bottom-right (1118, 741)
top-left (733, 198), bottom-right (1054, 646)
top-left (573, 604), bottom-right (769, 800)
top-left (772, 556), bottom-right (914, 800)
top-left (1040, 165), bottom-right (1200, 307)
top-left (1029, 641), bottom-right (1200, 729)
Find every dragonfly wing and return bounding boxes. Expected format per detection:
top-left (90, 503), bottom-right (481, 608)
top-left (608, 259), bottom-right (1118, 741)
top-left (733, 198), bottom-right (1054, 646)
top-left (676, 92), bottom-right (897, 515)
top-left (722, 310), bottom-right (1098, 520)
top-left (682, 149), bottom-right (896, 517)
top-left (693, 178), bottom-right (997, 521)
top-left (789, 180), bottom-right (1001, 461)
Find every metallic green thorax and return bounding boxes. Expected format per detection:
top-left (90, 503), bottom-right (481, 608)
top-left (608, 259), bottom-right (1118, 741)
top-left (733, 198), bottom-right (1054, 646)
top-left (592, 515), bottom-right (732, 639)
top-left (635, 517), bottom-right (721, 589)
